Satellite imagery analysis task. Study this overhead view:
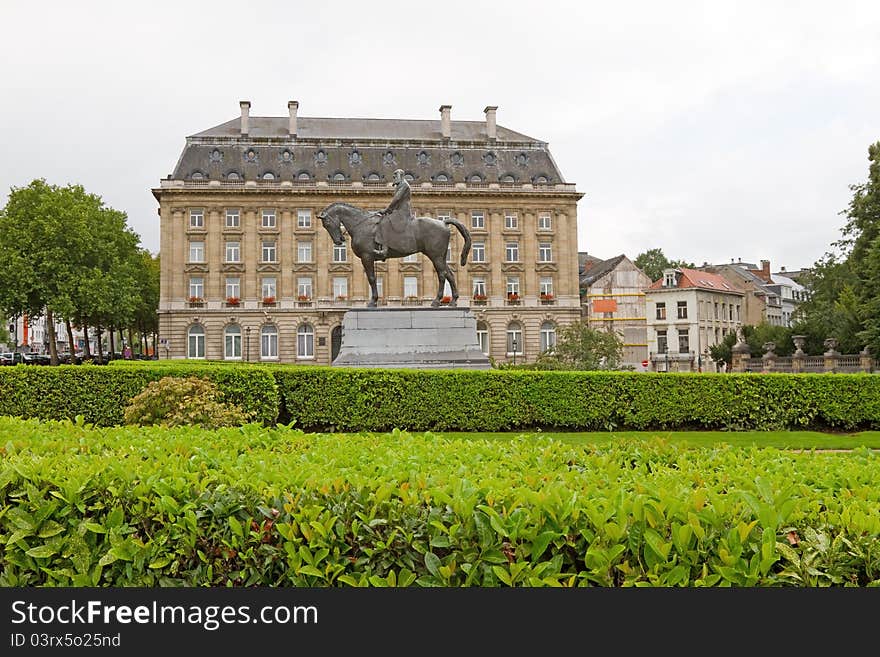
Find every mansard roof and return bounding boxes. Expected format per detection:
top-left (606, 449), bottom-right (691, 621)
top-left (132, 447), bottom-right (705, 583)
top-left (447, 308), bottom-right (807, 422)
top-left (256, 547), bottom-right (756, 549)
top-left (169, 112), bottom-right (566, 185)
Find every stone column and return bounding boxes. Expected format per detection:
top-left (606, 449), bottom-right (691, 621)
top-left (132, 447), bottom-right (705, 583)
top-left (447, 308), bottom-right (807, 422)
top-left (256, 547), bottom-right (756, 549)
top-left (761, 341), bottom-right (776, 373)
top-left (731, 328), bottom-right (750, 373)
top-left (860, 346), bottom-right (873, 373)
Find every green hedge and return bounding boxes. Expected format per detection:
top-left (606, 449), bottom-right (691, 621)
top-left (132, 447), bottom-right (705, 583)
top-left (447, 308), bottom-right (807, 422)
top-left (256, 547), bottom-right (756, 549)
top-left (2, 364), bottom-right (879, 430)
top-left (274, 368), bottom-right (880, 432)
top-left (0, 363), bottom-right (278, 426)
top-left (2, 417), bottom-right (879, 587)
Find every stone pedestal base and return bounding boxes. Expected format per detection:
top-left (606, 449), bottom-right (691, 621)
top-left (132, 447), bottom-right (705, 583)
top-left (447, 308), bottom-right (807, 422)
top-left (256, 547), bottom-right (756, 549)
top-left (331, 307), bottom-right (491, 369)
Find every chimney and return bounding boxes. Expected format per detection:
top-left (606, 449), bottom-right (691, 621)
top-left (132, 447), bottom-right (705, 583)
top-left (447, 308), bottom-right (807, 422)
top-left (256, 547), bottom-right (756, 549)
top-left (484, 105), bottom-right (497, 141)
top-left (239, 100), bottom-right (251, 136)
top-left (288, 100), bottom-right (299, 137)
top-left (761, 259), bottom-right (771, 281)
top-left (439, 104), bottom-right (451, 139)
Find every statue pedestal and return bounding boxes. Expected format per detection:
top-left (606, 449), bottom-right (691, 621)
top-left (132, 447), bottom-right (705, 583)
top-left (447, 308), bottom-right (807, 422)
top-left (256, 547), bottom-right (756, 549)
top-left (331, 307), bottom-right (491, 370)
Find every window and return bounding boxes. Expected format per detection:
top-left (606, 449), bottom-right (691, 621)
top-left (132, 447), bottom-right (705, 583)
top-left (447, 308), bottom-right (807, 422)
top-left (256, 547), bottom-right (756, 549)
top-left (297, 277), bottom-right (313, 298)
top-left (677, 301), bottom-right (688, 319)
top-left (375, 275), bottom-right (384, 298)
top-left (505, 242), bottom-right (519, 262)
top-left (331, 244), bottom-right (347, 263)
top-left (736, 305), bottom-right (741, 321)
top-left (437, 210), bottom-right (451, 222)
top-left (657, 330), bottom-right (668, 353)
top-left (262, 241), bottom-right (277, 263)
top-left (189, 209), bottom-right (204, 228)
top-left (297, 172), bottom-right (311, 181)
top-left (262, 172), bottom-right (275, 180)
top-left (333, 172), bottom-right (346, 182)
top-left (333, 277), bottom-right (348, 298)
top-left (187, 325), bottom-right (205, 359)
top-left (446, 244), bottom-right (453, 263)
top-left (476, 321), bottom-right (489, 355)
top-left (224, 324), bottom-right (242, 360)
top-left (507, 322), bottom-right (523, 355)
top-left (469, 174), bottom-right (483, 184)
top-left (540, 322), bottom-right (557, 353)
top-left (729, 304), bottom-right (734, 320)
top-left (656, 302), bottom-right (666, 320)
top-left (225, 209), bottom-right (240, 228)
top-left (471, 211), bottom-right (485, 229)
top-left (540, 277), bottom-right (553, 296)
top-left (404, 276), bottom-right (418, 298)
top-left (262, 209), bottom-right (276, 228)
top-left (506, 277), bottom-right (520, 297)
top-left (435, 173), bottom-right (448, 182)
top-left (261, 324), bottom-right (278, 360)
top-left (505, 213), bottom-right (518, 229)
top-left (678, 332), bottom-right (690, 353)
top-left (188, 277), bottom-right (204, 300)
top-left (224, 241), bottom-right (240, 263)
top-left (297, 324), bottom-right (315, 358)
top-left (225, 277), bottom-right (240, 299)
top-left (538, 242), bottom-right (552, 262)
top-left (714, 302), bottom-right (719, 319)
top-left (472, 277), bottom-right (486, 297)
top-left (189, 241), bottom-right (205, 263)
top-left (472, 242), bottom-right (486, 263)
top-left (664, 272), bottom-right (677, 287)
top-left (538, 212), bottom-right (552, 230)
top-left (402, 253), bottom-right (419, 263)
top-left (297, 241), bottom-right (313, 263)
top-left (227, 172), bottom-right (240, 181)
top-left (297, 209), bottom-right (312, 228)
top-left (261, 277), bottom-right (276, 299)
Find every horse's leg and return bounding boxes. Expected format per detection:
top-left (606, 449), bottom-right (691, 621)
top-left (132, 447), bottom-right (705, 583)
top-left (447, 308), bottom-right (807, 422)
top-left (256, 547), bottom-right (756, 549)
top-left (429, 254), bottom-right (447, 307)
top-left (362, 257), bottom-right (379, 308)
top-left (446, 265), bottom-right (459, 307)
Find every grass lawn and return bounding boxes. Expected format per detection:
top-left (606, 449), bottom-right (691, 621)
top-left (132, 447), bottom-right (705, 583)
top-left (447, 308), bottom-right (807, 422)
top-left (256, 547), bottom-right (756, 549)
top-left (427, 429), bottom-right (880, 450)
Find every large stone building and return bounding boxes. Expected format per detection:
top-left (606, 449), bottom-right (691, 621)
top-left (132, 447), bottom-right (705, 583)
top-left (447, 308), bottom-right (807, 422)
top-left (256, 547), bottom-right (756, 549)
top-left (153, 102), bottom-right (583, 364)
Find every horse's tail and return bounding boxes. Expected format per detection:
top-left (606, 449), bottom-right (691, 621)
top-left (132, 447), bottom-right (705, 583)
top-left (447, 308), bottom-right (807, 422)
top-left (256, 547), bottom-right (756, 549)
top-left (444, 218), bottom-right (472, 266)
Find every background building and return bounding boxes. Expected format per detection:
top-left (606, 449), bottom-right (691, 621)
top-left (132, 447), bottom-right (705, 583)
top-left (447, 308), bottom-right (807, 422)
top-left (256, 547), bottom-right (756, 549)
top-left (154, 102), bottom-right (583, 364)
top-left (646, 268), bottom-right (745, 372)
top-left (578, 253), bottom-right (651, 369)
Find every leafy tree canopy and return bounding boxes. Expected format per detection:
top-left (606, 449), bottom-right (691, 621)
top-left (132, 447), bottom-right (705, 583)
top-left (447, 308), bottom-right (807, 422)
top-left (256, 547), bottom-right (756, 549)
top-left (634, 248), bottom-right (696, 282)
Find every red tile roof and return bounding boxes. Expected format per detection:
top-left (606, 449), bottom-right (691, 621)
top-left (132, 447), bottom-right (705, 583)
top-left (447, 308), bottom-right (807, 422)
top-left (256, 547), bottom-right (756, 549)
top-left (649, 268), bottom-right (744, 293)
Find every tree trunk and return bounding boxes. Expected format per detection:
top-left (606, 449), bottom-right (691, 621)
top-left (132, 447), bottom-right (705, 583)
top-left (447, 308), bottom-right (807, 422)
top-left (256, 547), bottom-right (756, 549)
top-left (65, 318), bottom-right (76, 364)
top-left (97, 327), bottom-right (104, 359)
top-left (82, 322), bottom-right (92, 359)
top-left (46, 309), bottom-right (59, 366)
top-left (109, 327), bottom-right (116, 358)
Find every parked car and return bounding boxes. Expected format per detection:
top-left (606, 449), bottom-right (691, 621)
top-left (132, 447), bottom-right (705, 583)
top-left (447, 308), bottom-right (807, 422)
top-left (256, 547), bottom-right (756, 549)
top-left (0, 352), bottom-right (14, 365)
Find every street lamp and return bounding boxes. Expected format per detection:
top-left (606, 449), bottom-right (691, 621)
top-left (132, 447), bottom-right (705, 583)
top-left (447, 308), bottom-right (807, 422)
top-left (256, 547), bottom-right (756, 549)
top-left (245, 326), bottom-right (251, 362)
top-left (512, 337), bottom-right (518, 366)
top-left (665, 350), bottom-right (669, 373)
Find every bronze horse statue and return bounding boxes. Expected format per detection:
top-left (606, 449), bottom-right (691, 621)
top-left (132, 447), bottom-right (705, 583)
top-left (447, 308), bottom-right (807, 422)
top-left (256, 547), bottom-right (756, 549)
top-left (318, 202), bottom-right (472, 308)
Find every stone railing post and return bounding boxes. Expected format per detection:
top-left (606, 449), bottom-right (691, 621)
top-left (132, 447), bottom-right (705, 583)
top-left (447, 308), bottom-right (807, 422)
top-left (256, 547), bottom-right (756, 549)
top-left (761, 341), bottom-right (776, 373)
top-left (792, 335), bottom-right (806, 373)
top-left (860, 346), bottom-right (873, 373)
top-left (731, 329), bottom-right (750, 373)
top-left (823, 337), bottom-right (839, 373)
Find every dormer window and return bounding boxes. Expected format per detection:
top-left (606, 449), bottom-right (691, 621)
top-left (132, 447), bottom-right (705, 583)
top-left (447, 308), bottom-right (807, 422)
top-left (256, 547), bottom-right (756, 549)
top-left (663, 270), bottom-right (677, 287)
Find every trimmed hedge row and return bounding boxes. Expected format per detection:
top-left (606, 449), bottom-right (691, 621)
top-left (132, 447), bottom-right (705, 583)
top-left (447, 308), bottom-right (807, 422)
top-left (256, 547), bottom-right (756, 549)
top-left (2, 363), bottom-right (880, 430)
top-left (0, 364), bottom-right (278, 426)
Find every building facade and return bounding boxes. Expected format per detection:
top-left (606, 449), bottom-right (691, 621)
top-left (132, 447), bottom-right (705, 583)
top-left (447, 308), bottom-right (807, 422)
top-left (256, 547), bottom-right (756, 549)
top-left (153, 102), bottom-right (583, 364)
top-left (645, 268), bottom-right (745, 372)
top-left (579, 254), bottom-right (651, 369)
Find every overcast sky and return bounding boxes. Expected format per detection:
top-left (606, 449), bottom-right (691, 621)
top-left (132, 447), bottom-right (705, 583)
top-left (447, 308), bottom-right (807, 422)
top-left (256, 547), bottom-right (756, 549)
top-left (2, 1), bottom-right (879, 273)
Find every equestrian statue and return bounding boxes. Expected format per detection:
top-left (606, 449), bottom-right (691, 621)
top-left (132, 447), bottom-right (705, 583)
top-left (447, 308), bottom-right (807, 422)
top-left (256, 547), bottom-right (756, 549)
top-left (318, 168), bottom-right (472, 308)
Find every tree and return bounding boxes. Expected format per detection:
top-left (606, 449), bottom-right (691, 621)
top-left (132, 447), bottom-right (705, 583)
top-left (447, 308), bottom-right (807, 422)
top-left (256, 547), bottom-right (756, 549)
top-left (532, 322), bottom-right (624, 370)
top-left (634, 248), bottom-right (696, 282)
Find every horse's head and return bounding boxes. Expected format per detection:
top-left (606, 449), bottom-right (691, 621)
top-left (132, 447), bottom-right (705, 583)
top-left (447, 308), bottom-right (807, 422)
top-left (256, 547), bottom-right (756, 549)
top-left (318, 204), bottom-right (345, 246)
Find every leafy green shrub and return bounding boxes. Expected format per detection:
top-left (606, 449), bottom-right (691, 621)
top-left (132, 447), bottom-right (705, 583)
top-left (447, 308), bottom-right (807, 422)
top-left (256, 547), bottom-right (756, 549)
top-left (123, 376), bottom-right (253, 428)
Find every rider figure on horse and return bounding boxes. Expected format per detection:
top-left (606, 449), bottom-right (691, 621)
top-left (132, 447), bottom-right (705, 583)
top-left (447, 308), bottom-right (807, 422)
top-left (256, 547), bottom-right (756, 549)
top-left (373, 168), bottom-right (416, 259)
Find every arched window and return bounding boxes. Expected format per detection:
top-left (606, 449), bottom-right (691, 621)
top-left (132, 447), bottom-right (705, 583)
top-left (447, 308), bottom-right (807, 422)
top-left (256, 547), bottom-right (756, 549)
top-left (187, 324), bottom-right (205, 359)
top-left (262, 172), bottom-right (275, 180)
top-left (540, 322), bottom-right (557, 353)
top-left (261, 324), bottom-right (278, 360)
top-left (224, 324), bottom-right (242, 360)
top-left (435, 173), bottom-right (449, 182)
top-left (476, 321), bottom-right (489, 355)
top-left (469, 174), bottom-right (483, 183)
top-left (227, 171), bottom-right (240, 181)
top-left (534, 175), bottom-right (548, 184)
top-left (500, 174), bottom-right (515, 183)
top-left (367, 172), bottom-right (381, 181)
top-left (191, 171), bottom-right (204, 180)
top-left (297, 323), bottom-right (315, 359)
top-left (297, 171), bottom-right (311, 181)
top-left (404, 173), bottom-right (415, 182)
top-left (506, 322), bottom-right (523, 355)
top-left (332, 172), bottom-right (346, 181)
